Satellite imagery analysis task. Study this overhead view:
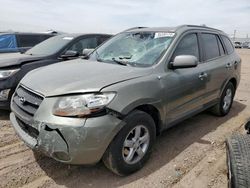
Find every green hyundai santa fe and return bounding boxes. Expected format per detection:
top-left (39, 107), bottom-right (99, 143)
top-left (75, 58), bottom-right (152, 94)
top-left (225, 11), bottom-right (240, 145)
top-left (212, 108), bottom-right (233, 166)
top-left (10, 25), bottom-right (241, 175)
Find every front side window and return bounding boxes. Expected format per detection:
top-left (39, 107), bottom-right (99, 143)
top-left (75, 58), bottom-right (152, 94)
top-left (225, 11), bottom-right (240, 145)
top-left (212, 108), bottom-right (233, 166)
top-left (221, 35), bottom-right (234, 54)
top-left (172, 33), bottom-right (199, 61)
top-left (201, 34), bottom-right (220, 61)
top-left (68, 37), bottom-right (98, 54)
top-left (0, 34), bottom-right (18, 52)
top-left (16, 35), bottom-right (42, 47)
top-left (90, 32), bottom-right (174, 67)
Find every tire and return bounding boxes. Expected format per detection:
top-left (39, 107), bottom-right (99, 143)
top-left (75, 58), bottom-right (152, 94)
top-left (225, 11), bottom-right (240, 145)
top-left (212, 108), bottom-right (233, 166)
top-left (226, 134), bottom-right (250, 188)
top-left (210, 82), bottom-right (235, 116)
top-left (102, 110), bottom-right (156, 176)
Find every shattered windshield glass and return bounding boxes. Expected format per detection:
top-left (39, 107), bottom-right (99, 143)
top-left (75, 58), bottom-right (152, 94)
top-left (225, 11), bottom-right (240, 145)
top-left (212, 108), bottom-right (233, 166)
top-left (90, 31), bottom-right (174, 67)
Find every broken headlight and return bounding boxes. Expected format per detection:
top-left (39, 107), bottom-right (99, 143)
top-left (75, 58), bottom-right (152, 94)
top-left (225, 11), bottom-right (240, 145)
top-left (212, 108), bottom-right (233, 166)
top-left (52, 93), bottom-right (116, 117)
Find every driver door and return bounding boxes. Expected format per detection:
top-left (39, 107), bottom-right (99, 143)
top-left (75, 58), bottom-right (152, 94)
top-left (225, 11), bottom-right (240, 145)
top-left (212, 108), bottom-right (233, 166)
top-left (163, 33), bottom-right (208, 126)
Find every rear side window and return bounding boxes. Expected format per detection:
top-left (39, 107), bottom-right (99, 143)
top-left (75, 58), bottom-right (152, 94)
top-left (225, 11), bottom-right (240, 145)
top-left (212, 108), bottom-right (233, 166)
top-left (172, 33), bottom-right (199, 60)
top-left (221, 36), bottom-right (234, 54)
top-left (201, 34), bottom-right (220, 61)
top-left (98, 36), bottom-right (111, 45)
top-left (39, 35), bottom-right (52, 41)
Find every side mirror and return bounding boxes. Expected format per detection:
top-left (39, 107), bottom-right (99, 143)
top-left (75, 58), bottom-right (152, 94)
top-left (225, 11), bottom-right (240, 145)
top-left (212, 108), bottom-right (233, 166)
top-left (170, 55), bottom-right (198, 69)
top-left (19, 47), bottom-right (30, 54)
top-left (81, 48), bottom-right (94, 59)
top-left (60, 50), bottom-right (79, 59)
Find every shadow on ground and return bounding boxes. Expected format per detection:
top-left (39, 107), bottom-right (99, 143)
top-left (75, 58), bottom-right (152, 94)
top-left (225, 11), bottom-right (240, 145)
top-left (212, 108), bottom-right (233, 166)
top-left (35, 101), bottom-right (246, 188)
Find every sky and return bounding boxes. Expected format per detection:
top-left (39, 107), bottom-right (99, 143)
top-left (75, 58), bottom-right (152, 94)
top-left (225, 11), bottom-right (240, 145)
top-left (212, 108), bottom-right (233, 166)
top-left (0, 0), bottom-right (249, 38)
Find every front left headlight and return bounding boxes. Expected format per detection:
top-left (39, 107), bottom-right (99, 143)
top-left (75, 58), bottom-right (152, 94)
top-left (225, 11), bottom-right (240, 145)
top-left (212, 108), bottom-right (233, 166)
top-left (0, 69), bottom-right (20, 80)
top-left (53, 92), bottom-right (116, 117)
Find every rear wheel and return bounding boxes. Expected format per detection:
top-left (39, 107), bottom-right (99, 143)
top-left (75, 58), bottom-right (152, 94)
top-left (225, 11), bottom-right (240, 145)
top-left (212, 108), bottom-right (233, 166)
top-left (226, 134), bottom-right (250, 188)
top-left (102, 110), bottom-right (156, 176)
top-left (210, 82), bottom-right (235, 116)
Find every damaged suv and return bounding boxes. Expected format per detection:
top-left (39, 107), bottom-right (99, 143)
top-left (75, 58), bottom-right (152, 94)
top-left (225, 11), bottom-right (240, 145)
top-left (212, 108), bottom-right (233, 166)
top-left (10, 25), bottom-right (241, 175)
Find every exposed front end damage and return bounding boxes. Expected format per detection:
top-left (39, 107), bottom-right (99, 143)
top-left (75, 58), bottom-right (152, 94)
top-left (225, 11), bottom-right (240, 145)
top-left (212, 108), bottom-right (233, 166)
top-left (10, 111), bottom-right (124, 164)
top-left (10, 85), bottom-right (125, 165)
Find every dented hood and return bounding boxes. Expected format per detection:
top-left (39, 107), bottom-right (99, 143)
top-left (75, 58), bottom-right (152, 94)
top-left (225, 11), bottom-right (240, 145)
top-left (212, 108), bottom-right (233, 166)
top-left (0, 53), bottom-right (46, 68)
top-left (20, 59), bottom-right (152, 96)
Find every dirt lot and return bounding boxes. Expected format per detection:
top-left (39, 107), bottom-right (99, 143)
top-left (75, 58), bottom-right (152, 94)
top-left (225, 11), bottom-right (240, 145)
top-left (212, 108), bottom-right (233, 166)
top-left (0, 49), bottom-right (250, 188)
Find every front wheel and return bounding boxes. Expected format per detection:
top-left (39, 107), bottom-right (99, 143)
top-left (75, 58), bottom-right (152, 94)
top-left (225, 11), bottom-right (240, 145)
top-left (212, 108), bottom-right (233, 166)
top-left (210, 82), bottom-right (235, 116)
top-left (102, 110), bottom-right (156, 176)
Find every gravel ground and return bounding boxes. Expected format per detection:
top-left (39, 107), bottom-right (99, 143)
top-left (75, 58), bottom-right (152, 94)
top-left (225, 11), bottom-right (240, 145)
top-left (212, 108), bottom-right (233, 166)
top-left (0, 49), bottom-right (250, 188)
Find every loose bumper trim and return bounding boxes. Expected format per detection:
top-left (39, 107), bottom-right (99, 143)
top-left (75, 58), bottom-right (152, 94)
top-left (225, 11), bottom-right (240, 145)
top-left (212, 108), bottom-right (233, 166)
top-left (10, 112), bottom-right (37, 148)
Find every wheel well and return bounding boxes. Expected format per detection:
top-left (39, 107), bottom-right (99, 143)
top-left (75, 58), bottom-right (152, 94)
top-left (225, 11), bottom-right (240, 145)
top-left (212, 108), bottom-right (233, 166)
top-left (229, 78), bottom-right (237, 89)
top-left (135, 104), bottom-right (161, 135)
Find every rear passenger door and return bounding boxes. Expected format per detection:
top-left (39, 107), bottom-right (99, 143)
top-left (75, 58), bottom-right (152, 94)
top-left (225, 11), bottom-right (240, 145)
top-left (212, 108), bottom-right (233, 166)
top-left (199, 33), bottom-right (229, 103)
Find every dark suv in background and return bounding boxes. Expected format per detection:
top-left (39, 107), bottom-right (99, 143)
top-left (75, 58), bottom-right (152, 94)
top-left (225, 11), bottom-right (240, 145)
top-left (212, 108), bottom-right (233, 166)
top-left (0, 33), bottom-right (111, 109)
top-left (0, 32), bottom-right (56, 54)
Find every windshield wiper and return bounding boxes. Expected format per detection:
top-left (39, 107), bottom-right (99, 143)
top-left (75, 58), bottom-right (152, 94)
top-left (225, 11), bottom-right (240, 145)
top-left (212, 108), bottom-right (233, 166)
top-left (112, 58), bottom-right (129, 66)
top-left (111, 54), bottom-right (134, 66)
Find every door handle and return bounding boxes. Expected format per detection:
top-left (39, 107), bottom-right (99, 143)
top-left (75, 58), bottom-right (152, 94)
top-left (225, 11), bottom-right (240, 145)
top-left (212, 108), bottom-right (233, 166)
top-left (199, 72), bottom-right (208, 80)
top-left (226, 63), bottom-right (232, 68)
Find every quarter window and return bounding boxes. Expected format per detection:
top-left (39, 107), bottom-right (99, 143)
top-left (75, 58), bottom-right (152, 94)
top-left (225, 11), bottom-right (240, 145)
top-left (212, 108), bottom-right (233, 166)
top-left (172, 33), bottom-right (199, 61)
top-left (221, 36), bottom-right (234, 54)
top-left (201, 34), bottom-right (220, 61)
top-left (217, 36), bottom-right (225, 56)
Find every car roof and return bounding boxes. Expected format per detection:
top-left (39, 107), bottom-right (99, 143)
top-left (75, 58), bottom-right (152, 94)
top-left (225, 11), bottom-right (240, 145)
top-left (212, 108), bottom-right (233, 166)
top-left (0, 33), bottom-right (112, 38)
top-left (0, 32), bottom-right (55, 36)
top-left (125, 25), bottom-right (226, 35)
top-left (58, 33), bottom-right (113, 38)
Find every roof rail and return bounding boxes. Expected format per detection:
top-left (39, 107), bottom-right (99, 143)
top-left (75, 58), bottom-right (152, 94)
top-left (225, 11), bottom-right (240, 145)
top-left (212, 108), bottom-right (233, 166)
top-left (123, 27), bottom-right (148, 32)
top-left (185, 25), bottom-right (222, 32)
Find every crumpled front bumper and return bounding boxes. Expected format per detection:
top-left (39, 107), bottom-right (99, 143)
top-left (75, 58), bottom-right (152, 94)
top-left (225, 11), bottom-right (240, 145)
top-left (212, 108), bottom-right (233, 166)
top-left (10, 112), bottom-right (124, 164)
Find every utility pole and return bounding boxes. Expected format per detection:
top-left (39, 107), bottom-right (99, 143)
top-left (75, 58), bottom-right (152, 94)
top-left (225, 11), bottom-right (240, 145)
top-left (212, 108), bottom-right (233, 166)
top-left (233, 30), bottom-right (236, 42)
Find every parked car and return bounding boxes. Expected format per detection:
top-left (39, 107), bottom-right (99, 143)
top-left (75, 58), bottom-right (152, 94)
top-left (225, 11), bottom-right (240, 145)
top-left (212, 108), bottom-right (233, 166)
top-left (10, 25), bottom-right (241, 176)
top-left (242, 42), bottom-right (250, 49)
top-left (226, 121), bottom-right (250, 188)
top-left (0, 33), bottom-right (111, 109)
top-left (234, 41), bottom-right (243, 48)
top-left (0, 32), bottom-right (55, 54)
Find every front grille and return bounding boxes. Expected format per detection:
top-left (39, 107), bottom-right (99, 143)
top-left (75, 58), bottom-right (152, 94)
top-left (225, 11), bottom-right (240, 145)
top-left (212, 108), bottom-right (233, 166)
top-left (16, 117), bottom-right (39, 139)
top-left (12, 85), bottom-right (43, 119)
